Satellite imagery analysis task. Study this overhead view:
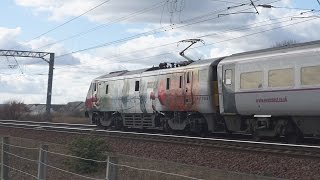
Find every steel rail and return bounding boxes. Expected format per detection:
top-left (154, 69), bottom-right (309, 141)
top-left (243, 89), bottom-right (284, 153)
top-left (0, 120), bottom-right (319, 158)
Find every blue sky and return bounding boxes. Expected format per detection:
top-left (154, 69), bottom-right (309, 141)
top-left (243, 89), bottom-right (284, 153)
top-left (294, 0), bottom-right (319, 9)
top-left (0, 0), bottom-right (320, 104)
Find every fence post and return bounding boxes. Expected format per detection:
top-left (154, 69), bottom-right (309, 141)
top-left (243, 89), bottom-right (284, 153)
top-left (37, 144), bottom-right (48, 180)
top-left (1, 137), bottom-right (9, 180)
top-left (106, 156), bottom-right (118, 180)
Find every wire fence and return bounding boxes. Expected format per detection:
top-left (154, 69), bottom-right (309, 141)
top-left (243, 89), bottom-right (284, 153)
top-left (0, 136), bottom-right (204, 180)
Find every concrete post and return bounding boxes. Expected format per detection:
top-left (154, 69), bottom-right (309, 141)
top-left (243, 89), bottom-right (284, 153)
top-left (37, 144), bottom-right (48, 180)
top-left (106, 156), bottom-right (118, 180)
top-left (1, 137), bottom-right (9, 180)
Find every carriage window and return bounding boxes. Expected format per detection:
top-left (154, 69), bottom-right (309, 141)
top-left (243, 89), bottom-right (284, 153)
top-left (93, 83), bottom-right (97, 91)
top-left (179, 76), bottom-right (182, 88)
top-left (224, 69), bottom-right (232, 85)
top-left (301, 65), bottom-right (320, 85)
top-left (166, 78), bottom-right (170, 90)
top-left (240, 71), bottom-right (262, 89)
top-left (268, 68), bottom-right (294, 87)
top-left (106, 85), bottom-right (109, 94)
top-left (135, 81), bottom-right (139, 91)
top-left (187, 72), bottom-right (190, 83)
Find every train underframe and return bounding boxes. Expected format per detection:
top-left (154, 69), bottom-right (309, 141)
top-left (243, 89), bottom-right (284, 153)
top-left (87, 110), bottom-right (226, 135)
top-left (224, 115), bottom-right (320, 143)
top-left (86, 110), bottom-right (320, 143)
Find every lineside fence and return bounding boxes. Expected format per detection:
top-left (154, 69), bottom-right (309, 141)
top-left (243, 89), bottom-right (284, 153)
top-left (0, 137), bottom-right (204, 180)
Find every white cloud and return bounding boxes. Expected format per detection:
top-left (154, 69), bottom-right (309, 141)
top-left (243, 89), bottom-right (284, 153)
top-left (0, 27), bottom-right (22, 49)
top-left (13, 0), bottom-right (281, 23)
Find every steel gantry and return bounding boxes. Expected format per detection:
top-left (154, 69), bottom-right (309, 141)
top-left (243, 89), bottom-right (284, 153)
top-left (0, 49), bottom-right (54, 120)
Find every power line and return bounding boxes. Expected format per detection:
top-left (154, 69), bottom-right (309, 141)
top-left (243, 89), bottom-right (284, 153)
top-left (59, 15), bottom-right (294, 68)
top-left (55, 0), bottom-right (270, 59)
top-left (131, 17), bottom-right (320, 64)
top-left (55, 52), bottom-right (173, 70)
top-left (35, 0), bottom-right (166, 51)
top-left (180, 0), bottom-right (257, 23)
top-left (102, 14), bottom-right (296, 61)
top-left (210, 0), bottom-right (246, 4)
top-left (54, 13), bottom-right (310, 70)
top-left (192, 17), bottom-right (319, 50)
top-left (58, 16), bottom-right (319, 73)
top-left (15, 0), bottom-right (112, 49)
top-left (257, 4), bottom-right (319, 11)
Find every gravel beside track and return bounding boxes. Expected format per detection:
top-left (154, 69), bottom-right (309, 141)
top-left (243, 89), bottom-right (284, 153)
top-left (0, 123), bottom-right (319, 179)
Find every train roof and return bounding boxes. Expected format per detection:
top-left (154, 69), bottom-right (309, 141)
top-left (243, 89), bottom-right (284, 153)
top-left (232, 40), bottom-right (320, 56)
top-left (93, 40), bottom-right (320, 81)
top-left (94, 57), bottom-right (222, 80)
top-left (220, 40), bottom-right (320, 64)
top-left (95, 68), bottom-right (148, 80)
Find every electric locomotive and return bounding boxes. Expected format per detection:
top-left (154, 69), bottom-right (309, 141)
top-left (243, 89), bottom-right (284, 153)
top-left (85, 39), bottom-right (320, 142)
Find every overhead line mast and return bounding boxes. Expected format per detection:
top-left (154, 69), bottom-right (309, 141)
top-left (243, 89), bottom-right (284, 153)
top-left (0, 50), bottom-right (54, 120)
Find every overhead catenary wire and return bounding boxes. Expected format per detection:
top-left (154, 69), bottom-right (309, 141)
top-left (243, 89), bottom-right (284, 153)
top-left (11, 0), bottom-right (112, 50)
top-left (52, 14), bottom-right (306, 70)
top-left (99, 10), bottom-right (311, 60)
top-left (6, 0), bottom-right (318, 76)
top-left (99, 11), bottom-right (310, 59)
top-left (210, 0), bottom-right (248, 4)
top-left (28, 0), bottom-right (112, 41)
top-left (7, 0), bottom-right (167, 71)
top-left (73, 16), bottom-right (295, 62)
top-left (55, 15), bottom-right (319, 71)
top-left (59, 12), bottom-right (303, 68)
top-left (56, 0), bottom-right (255, 58)
top-left (257, 4), bottom-right (320, 11)
top-left (53, 22), bottom-right (315, 73)
top-left (180, 0), bottom-right (260, 23)
top-left (54, 0), bottom-right (271, 59)
top-left (35, 0), bottom-right (167, 51)
top-left (191, 17), bottom-right (319, 50)
top-left (12, 56), bottom-right (23, 74)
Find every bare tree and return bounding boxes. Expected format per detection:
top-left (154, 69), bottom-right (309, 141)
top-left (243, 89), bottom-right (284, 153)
top-left (0, 100), bottom-right (30, 120)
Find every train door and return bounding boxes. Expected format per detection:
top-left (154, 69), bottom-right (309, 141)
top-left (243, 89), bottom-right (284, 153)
top-left (222, 64), bottom-right (237, 113)
top-left (92, 82), bottom-right (98, 107)
top-left (184, 71), bottom-right (193, 105)
top-left (134, 78), bottom-right (141, 113)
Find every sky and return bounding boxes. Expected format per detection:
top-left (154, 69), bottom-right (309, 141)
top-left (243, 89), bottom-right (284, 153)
top-left (0, 0), bottom-right (320, 104)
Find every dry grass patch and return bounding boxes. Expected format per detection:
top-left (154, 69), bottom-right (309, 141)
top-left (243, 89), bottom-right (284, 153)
top-left (52, 114), bottom-right (89, 124)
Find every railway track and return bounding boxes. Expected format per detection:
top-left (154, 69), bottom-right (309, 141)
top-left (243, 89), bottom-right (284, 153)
top-left (0, 119), bottom-right (319, 158)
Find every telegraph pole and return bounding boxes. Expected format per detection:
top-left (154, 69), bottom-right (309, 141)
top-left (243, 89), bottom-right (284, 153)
top-left (46, 53), bottom-right (55, 120)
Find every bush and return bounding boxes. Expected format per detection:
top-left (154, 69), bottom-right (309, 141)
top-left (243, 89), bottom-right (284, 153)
top-left (0, 100), bottom-right (29, 120)
top-left (67, 137), bottom-right (108, 174)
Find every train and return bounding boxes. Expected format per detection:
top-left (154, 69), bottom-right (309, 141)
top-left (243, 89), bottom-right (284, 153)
top-left (85, 40), bottom-right (320, 143)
